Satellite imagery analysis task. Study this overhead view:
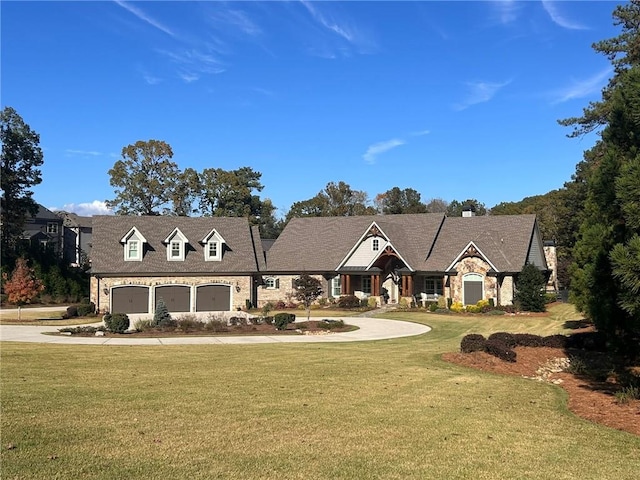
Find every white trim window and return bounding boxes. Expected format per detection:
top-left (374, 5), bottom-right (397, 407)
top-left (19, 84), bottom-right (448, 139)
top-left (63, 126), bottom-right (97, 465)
top-left (47, 222), bottom-right (58, 234)
top-left (127, 240), bottom-right (141, 261)
top-left (164, 228), bottom-right (188, 262)
top-left (264, 277), bottom-right (280, 289)
top-left (372, 238), bottom-right (380, 251)
top-left (331, 276), bottom-right (341, 297)
top-left (170, 241), bottom-right (181, 259)
top-left (121, 227), bottom-right (147, 262)
top-left (206, 241), bottom-right (221, 261)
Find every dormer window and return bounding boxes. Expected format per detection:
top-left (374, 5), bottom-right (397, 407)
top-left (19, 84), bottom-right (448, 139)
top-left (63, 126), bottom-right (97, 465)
top-left (201, 228), bottom-right (226, 262)
top-left (372, 238), bottom-right (380, 251)
top-left (163, 228), bottom-right (188, 261)
top-left (121, 227), bottom-right (147, 262)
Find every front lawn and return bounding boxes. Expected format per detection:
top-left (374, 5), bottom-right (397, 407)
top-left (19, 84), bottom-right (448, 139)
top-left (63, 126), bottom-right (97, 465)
top-left (1, 304), bottom-right (638, 479)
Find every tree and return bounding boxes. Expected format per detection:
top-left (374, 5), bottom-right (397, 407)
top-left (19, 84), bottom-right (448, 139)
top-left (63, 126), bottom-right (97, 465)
top-left (106, 140), bottom-right (179, 215)
top-left (424, 198), bottom-right (449, 213)
top-left (285, 181), bottom-right (376, 222)
top-left (514, 264), bottom-right (546, 312)
top-left (2, 258), bottom-right (44, 318)
top-left (152, 297), bottom-right (173, 327)
top-left (375, 187), bottom-right (427, 214)
top-left (293, 274), bottom-right (323, 321)
top-left (563, 2), bottom-right (640, 358)
top-left (168, 167), bottom-right (200, 216)
top-left (1, 107), bottom-right (44, 263)
top-left (446, 199), bottom-right (487, 217)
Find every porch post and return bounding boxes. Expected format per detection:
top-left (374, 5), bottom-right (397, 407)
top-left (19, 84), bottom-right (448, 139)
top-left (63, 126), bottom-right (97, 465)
top-left (408, 275), bottom-right (413, 296)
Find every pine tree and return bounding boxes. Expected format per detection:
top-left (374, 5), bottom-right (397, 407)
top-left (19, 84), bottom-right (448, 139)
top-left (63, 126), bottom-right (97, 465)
top-left (153, 297), bottom-right (172, 327)
top-left (514, 264), bottom-right (546, 312)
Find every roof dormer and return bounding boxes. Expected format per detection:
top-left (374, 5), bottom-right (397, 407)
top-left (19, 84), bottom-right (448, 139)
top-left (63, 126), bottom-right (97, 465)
top-left (163, 227), bottom-right (189, 261)
top-left (120, 227), bottom-right (147, 262)
top-left (200, 228), bottom-right (227, 262)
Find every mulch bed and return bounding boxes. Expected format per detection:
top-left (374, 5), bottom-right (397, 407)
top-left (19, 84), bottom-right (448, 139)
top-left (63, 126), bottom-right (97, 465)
top-left (443, 346), bottom-right (640, 436)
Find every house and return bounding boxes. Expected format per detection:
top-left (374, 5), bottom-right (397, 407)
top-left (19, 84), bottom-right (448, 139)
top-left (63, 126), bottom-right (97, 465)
top-left (89, 212), bottom-right (554, 316)
top-left (89, 215), bottom-right (265, 315)
top-left (56, 211), bottom-right (93, 267)
top-left (22, 205), bottom-right (63, 255)
top-left (263, 213), bottom-right (550, 308)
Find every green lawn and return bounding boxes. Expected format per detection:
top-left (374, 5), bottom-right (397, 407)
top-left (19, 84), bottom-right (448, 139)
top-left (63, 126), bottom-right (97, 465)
top-left (2, 304), bottom-right (638, 479)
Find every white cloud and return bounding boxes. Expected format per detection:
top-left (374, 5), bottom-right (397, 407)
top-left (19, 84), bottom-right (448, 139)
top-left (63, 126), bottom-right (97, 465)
top-left (179, 72), bottom-right (200, 83)
top-left (209, 7), bottom-right (262, 36)
top-left (65, 149), bottom-right (102, 156)
top-left (55, 201), bottom-right (113, 216)
top-left (454, 80), bottom-right (511, 111)
top-left (551, 68), bottom-right (611, 104)
top-left (493, 0), bottom-right (520, 25)
top-left (115, 1), bottom-right (176, 37)
top-left (158, 48), bottom-right (226, 80)
top-left (541, 1), bottom-right (587, 31)
top-left (363, 139), bottom-right (405, 165)
top-left (410, 129), bottom-right (430, 137)
top-left (143, 74), bottom-right (162, 85)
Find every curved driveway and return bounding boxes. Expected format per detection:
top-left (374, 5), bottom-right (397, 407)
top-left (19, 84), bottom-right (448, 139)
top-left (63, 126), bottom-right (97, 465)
top-left (0, 317), bottom-right (430, 345)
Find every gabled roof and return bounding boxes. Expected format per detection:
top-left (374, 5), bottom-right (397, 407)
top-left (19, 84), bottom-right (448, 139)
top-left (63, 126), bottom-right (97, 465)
top-left (266, 213), bottom-right (445, 272)
top-left (91, 216), bottom-right (264, 275)
top-left (423, 214), bottom-right (538, 273)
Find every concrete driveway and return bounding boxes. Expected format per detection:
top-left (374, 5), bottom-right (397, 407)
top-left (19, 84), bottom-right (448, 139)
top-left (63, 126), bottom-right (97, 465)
top-left (0, 317), bottom-right (430, 345)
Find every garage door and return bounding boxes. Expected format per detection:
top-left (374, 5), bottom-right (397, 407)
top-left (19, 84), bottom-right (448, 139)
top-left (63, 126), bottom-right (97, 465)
top-left (463, 274), bottom-right (484, 305)
top-left (196, 285), bottom-right (231, 312)
top-left (112, 286), bottom-right (149, 314)
top-left (156, 285), bottom-right (190, 313)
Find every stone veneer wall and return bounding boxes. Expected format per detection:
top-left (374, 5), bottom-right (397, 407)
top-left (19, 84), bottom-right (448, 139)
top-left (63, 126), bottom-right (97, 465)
top-left (90, 275), bottom-right (253, 314)
top-left (543, 245), bottom-right (558, 292)
top-left (499, 276), bottom-right (514, 306)
top-left (256, 274), bottom-right (326, 308)
top-left (445, 257), bottom-right (500, 305)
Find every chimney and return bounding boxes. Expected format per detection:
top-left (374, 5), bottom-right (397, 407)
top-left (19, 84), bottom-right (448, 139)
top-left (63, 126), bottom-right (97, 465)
top-left (461, 204), bottom-right (475, 217)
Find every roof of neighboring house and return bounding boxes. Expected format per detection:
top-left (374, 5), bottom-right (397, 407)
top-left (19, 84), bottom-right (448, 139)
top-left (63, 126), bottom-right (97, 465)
top-left (266, 213), bottom-right (446, 272)
top-left (23, 205), bottom-right (61, 224)
top-left (56, 211), bottom-right (93, 228)
top-left (423, 214), bottom-right (538, 273)
top-left (91, 215), bottom-right (264, 275)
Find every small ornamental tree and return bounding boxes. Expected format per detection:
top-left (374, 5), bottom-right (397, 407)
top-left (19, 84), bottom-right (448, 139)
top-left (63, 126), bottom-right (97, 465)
top-left (153, 297), bottom-right (172, 327)
top-left (2, 258), bottom-right (44, 318)
top-left (514, 263), bottom-right (546, 312)
top-left (293, 274), bottom-right (323, 321)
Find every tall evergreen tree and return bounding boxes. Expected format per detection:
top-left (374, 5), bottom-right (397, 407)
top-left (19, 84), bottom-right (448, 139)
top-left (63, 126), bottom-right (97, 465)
top-left (563, 1), bottom-right (640, 357)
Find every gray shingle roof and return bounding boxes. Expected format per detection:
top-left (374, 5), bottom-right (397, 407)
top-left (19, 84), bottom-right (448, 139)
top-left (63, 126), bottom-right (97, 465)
top-left (266, 213), bottom-right (446, 272)
top-left (91, 216), bottom-right (263, 275)
top-left (423, 215), bottom-right (537, 273)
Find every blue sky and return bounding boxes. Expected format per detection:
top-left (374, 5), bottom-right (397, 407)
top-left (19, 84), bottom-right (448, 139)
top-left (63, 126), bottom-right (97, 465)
top-left (2, 1), bottom-right (622, 217)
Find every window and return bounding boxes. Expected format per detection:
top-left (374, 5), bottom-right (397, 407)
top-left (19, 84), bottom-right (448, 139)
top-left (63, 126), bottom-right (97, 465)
top-left (361, 276), bottom-right (371, 294)
top-left (264, 277), bottom-right (279, 289)
top-left (372, 238), bottom-right (379, 251)
top-left (47, 222), bottom-right (58, 234)
top-left (331, 276), bottom-right (341, 297)
top-left (127, 240), bottom-right (140, 260)
top-left (206, 241), bottom-right (220, 261)
top-left (170, 241), bottom-right (181, 258)
top-left (424, 278), bottom-right (444, 296)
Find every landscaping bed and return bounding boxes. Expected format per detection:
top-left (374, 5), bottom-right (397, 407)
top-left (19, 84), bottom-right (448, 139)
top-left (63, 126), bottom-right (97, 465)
top-left (444, 338), bottom-right (640, 436)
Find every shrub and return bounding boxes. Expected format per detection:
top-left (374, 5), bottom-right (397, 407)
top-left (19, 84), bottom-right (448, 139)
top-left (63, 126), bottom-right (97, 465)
top-left (542, 334), bottom-right (568, 348)
top-left (514, 263), bottom-right (546, 312)
top-left (465, 304), bottom-right (481, 313)
top-left (229, 316), bottom-right (248, 327)
top-left (424, 301), bottom-right (437, 311)
top-left (176, 315), bottom-right (203, 331)
top-left (58, 325), bottom-right (105, 335)
top-left (565, 356), bottom-right (588, 375)
top-left (484, 339), bottom-right (517, 362)
top-left (274, 312), bottom-right (295, 330)
top-left (153, 298), bottom-right (173, 327)
top-left (437, 296), bottom-right (447, 309)
top-left (450, 301), bottom-right (464, 313)
top-left (398, 297), bottom-right (410, 310)
top-left (460, 334), bottom-right (486, 353)
top-left (104, 313), bottom-right (130, 333)
top-left (488, 332), bottom-right (517, 348)
top-left (488, 298), bottom-right (495, 307)
top-left (513, 333), bottom-right (544, 347)
top-left (435, 308), bottom-right (450, 314)
top-left (318, 297), bottom-right (328, 306)
top-left (615, 385), bottom-right (640, 404)
top-left (337, 295), bottom-right (360, 309)
top-left (318, 319), bottom-right (345, 330)
top-left (134, 319), bottom-right (153, 332)
top-left (204, 318), bottom-right (228, 333)
top-left (275, 300), bottom-right (287, 309)
top-left (367, 296), bottom-right (378, 308)
top-left (262, 316), bottom-right (274, 325)
top-left (76, 302), bottom-right (95, 317)
top-left (545, 292), bottom-right (557, 304)
top-left (80, 297), bottom-right (91, 305)
top-left (66, 305), bottom-right (78, 318)
top-left (476, 299), bottom-right (491, 312)
top-left (565, 331), bottom-right (607, 351)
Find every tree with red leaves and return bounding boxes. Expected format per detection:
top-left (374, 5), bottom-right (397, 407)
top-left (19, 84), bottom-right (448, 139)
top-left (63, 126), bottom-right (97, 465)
top-left (3, 258), bottom-right (44, 315)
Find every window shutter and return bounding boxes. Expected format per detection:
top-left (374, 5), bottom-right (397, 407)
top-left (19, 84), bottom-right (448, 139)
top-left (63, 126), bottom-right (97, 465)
top-left (275, 278), bottom-right (280, 289)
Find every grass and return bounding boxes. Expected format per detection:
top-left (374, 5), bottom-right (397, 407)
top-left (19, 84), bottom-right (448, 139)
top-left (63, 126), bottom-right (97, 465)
top-left (0, 308), bottom-right (97, 326)
top-left (2, 303), bottom-right (639, 479)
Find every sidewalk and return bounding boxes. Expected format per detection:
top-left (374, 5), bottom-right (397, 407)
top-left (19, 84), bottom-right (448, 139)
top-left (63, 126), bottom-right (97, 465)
top-left (0, 316), bottom-right (430, 345)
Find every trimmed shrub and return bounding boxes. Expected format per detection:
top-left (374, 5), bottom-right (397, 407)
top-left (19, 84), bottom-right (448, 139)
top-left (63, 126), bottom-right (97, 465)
top-left (66, 305), bottom-right (78, 318)
top-left (360, 298), bottom-right (369, 308)
top-left (337, 295), bottom-right (360, 309)
top-left (77, 302), bottom-right (96, 317)
top-left (513, 333), bottom-right (544, 347)
top-left (104, 313), bottom-right (130, 333)
top-left (318, 319), bottom-right (345, 330)
top-left (367, 296), bottom-right (378, 308)
top-left (450, 301), bottom-right (464, 313)
top-left (465, 304), bottom-right (481, 313)
top-left (484, 339), bottom-right (517, 362)
top-left (488, 332), bottom-right (517, 349)
top-left (460, 334), bottom-right (486, 353)
top-left (58, 325), bottom-right (105, 335)
top-left (437, 296), bottom-right (447, 309)
top-left (565, 332), bottom-right (607, 351)
top-left (274, 312), bottom-right (295, 330)
top-left (542, 334), bottom-right (568, 348)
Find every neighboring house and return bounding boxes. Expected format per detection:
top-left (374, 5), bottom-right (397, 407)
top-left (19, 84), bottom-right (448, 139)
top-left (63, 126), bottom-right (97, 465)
top-left (89, 216), bottom-right (266, 315)
top-left (22, 205), bottom-right (63, 255)
top-left (89, 212), bottom-right (553, 316)
top-left (56, 211), bottom-right (93, 267)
